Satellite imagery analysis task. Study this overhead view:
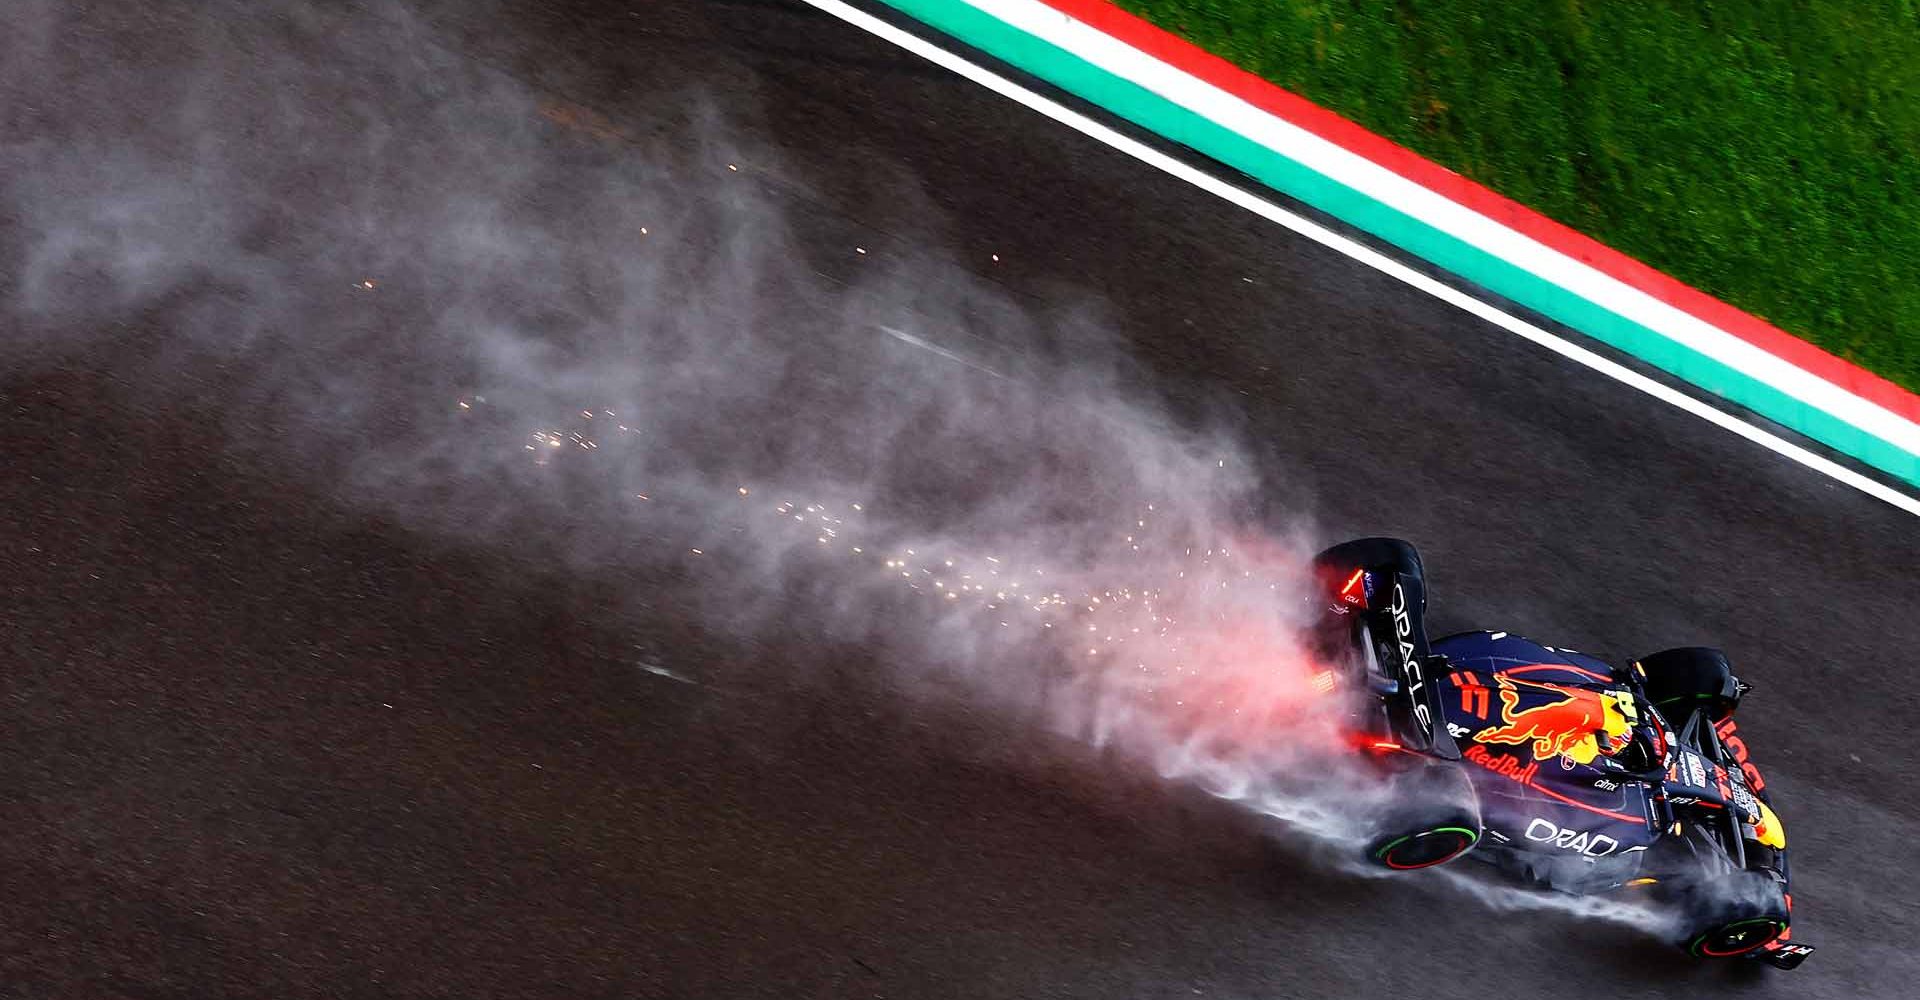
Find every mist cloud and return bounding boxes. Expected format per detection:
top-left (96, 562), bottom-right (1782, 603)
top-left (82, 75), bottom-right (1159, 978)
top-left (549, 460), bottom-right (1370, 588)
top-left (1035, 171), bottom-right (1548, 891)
top-left (2, 0), bottom-right (1679, 943)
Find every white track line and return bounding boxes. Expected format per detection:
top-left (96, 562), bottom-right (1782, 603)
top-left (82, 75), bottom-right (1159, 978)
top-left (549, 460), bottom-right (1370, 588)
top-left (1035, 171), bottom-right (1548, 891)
top-left (795, 0), bottom-right (1920, 518)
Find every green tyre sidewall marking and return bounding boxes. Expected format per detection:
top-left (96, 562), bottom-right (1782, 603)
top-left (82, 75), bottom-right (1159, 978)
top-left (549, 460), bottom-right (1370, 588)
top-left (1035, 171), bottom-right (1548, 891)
top-left (1374, 826), bottom-right (1479, 865)
top-left (1372, 834), bottom-right (1413, 861)
top-left (867, 0), bottom-right (1920, 488)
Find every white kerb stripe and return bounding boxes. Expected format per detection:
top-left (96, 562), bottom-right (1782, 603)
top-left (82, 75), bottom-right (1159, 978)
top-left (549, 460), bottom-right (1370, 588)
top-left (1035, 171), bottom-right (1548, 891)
top-left (966, 0), bottom-right (1920, 456)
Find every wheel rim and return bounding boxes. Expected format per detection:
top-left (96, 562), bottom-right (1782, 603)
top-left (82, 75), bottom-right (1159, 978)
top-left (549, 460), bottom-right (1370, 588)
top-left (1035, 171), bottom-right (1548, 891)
top-left (1375, 827), bottom-right (1478, 870)
top-left (1691, 918), bottom-right (1785, 957)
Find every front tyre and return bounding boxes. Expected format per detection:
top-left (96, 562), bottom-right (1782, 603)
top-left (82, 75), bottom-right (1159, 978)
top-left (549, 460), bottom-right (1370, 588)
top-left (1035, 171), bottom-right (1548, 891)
top-left (1688, 917), bottom-right (1788, 958)
top-left (1673, 871), bottom-right (1790, 958)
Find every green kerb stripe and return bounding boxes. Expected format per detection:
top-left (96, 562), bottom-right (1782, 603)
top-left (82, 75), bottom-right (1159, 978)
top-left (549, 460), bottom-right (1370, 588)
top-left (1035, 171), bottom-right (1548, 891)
top-left (870, 0), bottom-right (1920, 488)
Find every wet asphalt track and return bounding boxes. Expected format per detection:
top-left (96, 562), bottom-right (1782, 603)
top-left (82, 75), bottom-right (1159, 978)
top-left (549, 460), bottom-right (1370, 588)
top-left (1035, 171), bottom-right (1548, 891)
top-left (6, 2), bottom-right (1920, 997)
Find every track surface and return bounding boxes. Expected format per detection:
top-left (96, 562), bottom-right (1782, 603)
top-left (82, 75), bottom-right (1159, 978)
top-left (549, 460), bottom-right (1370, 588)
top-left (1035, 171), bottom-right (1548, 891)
top-left (5, 2), bottom-right (1918, 997)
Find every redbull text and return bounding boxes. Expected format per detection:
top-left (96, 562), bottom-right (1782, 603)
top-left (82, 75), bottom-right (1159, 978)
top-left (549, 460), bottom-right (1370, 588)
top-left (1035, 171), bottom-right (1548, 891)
top-left (1463, 744), bottom-right (1540, 784)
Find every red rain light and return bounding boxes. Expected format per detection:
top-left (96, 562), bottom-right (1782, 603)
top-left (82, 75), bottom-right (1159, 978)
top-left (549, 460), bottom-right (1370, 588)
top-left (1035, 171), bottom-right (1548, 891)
top-left (1336, 567), bottom-right (1366, 607)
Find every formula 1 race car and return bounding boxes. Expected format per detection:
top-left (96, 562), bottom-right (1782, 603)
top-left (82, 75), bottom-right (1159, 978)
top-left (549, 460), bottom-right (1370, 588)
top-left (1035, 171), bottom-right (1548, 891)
top-left (1309, 538), bottom-right (1813, 969)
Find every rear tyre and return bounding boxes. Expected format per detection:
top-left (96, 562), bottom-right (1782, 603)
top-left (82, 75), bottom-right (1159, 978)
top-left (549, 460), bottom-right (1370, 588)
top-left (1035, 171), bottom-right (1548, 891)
top-left (1362, 763), bottom-right (1480, 871)
top-left (1368, 823), bottom-right (1480, 870)
top-left (1636, 647), bottom-right (1742, 723)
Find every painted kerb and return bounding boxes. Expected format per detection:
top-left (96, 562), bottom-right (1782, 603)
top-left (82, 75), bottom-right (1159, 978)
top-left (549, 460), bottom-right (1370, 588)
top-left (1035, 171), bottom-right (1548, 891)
top-left (865, 0), bottom-right (1920, 488)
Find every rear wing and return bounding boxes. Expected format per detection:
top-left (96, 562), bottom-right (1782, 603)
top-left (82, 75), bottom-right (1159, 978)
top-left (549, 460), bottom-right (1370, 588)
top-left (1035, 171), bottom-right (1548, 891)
top-left (1346, 567), bottom-right (1459, 759)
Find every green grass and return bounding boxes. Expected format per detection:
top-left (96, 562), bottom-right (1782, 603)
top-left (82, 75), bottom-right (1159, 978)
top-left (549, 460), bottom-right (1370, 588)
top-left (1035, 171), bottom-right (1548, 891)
top-left (1114, 0), bottom-right (1920, 392)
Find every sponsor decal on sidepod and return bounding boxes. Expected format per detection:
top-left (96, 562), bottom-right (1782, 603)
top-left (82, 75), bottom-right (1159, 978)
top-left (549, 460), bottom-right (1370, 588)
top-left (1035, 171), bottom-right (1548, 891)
top-left (1462, 744), bottom-right (1539, 783)
top-left (1525, 817), bottom-right (1620, 857)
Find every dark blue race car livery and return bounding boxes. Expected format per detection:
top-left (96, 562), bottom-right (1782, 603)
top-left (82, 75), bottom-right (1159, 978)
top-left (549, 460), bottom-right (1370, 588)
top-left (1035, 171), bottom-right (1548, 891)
top-left (1310, 538), bottom-right (1813, 969)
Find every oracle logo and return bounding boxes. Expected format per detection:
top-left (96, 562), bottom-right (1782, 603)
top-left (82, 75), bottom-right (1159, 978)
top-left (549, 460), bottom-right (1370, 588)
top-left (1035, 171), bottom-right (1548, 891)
top-left (1390, 582), bottom-right (1431, 736)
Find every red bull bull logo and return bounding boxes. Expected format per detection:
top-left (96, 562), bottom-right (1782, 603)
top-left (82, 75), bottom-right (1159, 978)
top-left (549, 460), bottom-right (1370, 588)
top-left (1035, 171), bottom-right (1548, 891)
top-left (1471, 673), bottom-right (1634, 765)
